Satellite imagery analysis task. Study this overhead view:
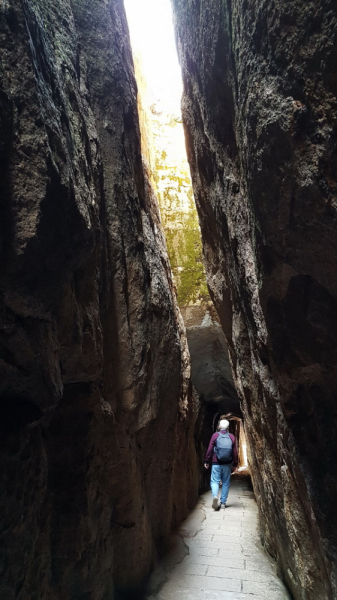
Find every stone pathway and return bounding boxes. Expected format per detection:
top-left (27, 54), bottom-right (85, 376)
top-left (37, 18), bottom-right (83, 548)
top-left (148, 476), bottom-right (291, 600)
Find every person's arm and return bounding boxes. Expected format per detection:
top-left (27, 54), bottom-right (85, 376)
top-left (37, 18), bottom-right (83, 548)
top-left (231, 434), bottom-right (238, 468)
top-left (204, 433), bottom-right (218, 468)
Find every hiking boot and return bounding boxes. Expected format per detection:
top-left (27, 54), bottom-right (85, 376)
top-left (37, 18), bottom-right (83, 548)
top-left (220, 503), bottom-right (226, 509)
top-left (212, 496), bottom-right (219, 510)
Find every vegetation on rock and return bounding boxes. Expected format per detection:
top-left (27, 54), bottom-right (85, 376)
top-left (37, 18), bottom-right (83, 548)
top-left (135, 58), bottom-right (209, 306)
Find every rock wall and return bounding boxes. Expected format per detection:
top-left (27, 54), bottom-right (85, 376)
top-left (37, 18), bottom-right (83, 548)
top-left (0, 1), bottom-right (199, 598)
top-left (171, 0), bottom-right (337, 598)
top-left (135, 58), bottom-right (208, 307)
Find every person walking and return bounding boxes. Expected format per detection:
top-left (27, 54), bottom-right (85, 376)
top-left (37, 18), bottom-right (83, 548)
top-left (204, 419), bottom-right (238, 510)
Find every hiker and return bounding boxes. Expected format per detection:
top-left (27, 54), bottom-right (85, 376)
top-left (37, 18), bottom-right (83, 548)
top-left (204, 419), bottom-right (238, 510)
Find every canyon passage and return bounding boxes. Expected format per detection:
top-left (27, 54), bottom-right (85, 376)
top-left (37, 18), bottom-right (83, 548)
top-left (0, 1), bottom-right (336, 600)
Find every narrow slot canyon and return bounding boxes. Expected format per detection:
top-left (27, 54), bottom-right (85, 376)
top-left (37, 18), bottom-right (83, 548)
top-left (0, 1), bottom-right (336, 600)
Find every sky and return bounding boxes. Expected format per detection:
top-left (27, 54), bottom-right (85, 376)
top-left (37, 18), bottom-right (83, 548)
top-left (123, 0), bottom-right (183, 113)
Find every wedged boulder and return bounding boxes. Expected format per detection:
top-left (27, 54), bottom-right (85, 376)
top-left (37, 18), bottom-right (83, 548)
top-left (172, 0), bottom-right (337, 598)
top-left (0, 1), bottom-right (198, 598)
top-left (182, 306), bottom-right (239, 414)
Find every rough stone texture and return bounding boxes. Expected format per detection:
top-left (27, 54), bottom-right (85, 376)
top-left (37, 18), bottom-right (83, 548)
top-left (171, 0), bottom-right (337, 598)
top-left (0, 1), bottom-right (199, 598)
top-left (135, 57), bottom-right (208, 307)
top-left (181, 305), bottom-right (239, 416)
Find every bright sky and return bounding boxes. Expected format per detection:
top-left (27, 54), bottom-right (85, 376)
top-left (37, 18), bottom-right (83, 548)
top-left (123, 0), bottom-right (183, 113)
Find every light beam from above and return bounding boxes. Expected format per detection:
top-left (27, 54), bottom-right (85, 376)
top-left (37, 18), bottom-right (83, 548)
top-left (123, 0), bottom-right (183, 114)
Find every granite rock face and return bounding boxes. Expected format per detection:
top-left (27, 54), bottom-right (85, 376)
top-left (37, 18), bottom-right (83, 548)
top-left (172, 0), bottom-right (337, 598)
top-left (0, 1), bottom-right (199, 598)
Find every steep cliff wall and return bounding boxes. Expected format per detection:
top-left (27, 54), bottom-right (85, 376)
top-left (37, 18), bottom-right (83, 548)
top-left (172, 0), bottom-right (337, 598)
top-left (135, 58), bottom-right (208, 307)
top-left (0, 1), bottom-right (199, 598)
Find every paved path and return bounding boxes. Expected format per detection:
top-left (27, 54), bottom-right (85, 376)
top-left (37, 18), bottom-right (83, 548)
top-left (148, 476), bottom-right (290, 600)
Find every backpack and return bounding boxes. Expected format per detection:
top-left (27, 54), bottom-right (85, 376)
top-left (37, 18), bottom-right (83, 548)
top-left (214, 432), bottom-right (233, 464)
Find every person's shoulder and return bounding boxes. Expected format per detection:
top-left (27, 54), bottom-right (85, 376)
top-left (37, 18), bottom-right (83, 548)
top-left (211, 432), bottom-right (219, 440)
top-left (229, 433), bottom-right (236, 441)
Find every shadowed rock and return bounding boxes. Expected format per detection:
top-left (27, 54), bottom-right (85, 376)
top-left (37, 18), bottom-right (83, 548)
top-left (172, 0), bottom-right (337, 598)
top-left (183, 307), bottom-right (239, 415)
top-left (181, 305), bottom-right (241, 490)
top-left (0, 1), bottom-right (199, 598)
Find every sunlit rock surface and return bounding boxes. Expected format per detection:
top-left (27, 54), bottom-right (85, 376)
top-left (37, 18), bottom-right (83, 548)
top-left (135, 60), bottom-right (208, 306)
top-left (172, 0), bottom-right (337, 598)
top-left (0, 1), bottom-right (199, 598)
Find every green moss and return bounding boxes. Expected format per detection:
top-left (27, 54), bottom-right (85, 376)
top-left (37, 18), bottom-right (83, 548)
top-left (150, 108), bottom-right (209, 306)
top-left (164, 199), bottom-right (209, 305)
